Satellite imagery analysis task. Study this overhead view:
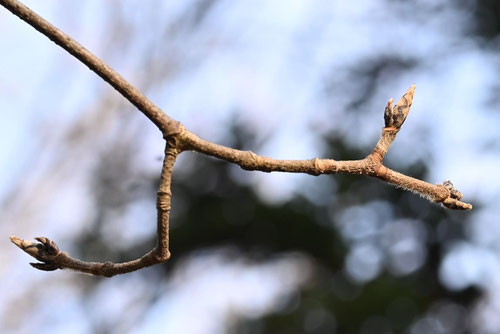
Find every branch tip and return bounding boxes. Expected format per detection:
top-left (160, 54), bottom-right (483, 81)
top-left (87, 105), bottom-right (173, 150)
top-left (442, 198), bottom-right (473, 210)
top-left (10, 236), bottom-right (61, 270)
top-left (384, 85), bottom-right (415, 129)
top-left (440, 180), bottom-right (472, 210)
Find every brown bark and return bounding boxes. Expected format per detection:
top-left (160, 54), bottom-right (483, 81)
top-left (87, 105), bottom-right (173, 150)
top-left (1, 0), bottom-right (471, 277)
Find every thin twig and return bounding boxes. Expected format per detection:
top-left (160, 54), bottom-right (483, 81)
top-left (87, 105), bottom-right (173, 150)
top-left (1, 0), bottom-right (471, 277)
top-left (0, 0), bottom-right (180, 136)
top-left (10, 140), bottom-right (178, 277)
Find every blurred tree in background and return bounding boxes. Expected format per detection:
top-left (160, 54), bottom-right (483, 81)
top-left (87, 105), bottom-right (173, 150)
top-left (1, 0), bottom-right (499, 333)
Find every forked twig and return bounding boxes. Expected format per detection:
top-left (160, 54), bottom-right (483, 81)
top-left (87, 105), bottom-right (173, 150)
top-left (1, 0), bottom-right (471, 277)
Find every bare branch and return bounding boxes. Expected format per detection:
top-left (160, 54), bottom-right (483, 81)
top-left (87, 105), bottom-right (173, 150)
top-left (10, 236), bottom-right (159, 276)
top-left (9, 140), bottom-right (178, 277)
top-left (1, 0), bottom-right (472, 276)
top-left (0, 0), bottom-right (180, 137)
top-left (180, 95), bottom-right (472, 211)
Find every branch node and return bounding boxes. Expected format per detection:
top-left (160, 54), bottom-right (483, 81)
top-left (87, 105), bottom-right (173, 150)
top-left (313, 158), bottom-right (324, 174)
top-left (97, 262), bottom-right (116, 277)
top-left (248, 150), bottom-right (258, 161)
top-left (157, 191), bottom-right (172, 211)
top-left (240, 151), bottom-right (260, 171)
top-left (153, 248), bottom-right (171, 263)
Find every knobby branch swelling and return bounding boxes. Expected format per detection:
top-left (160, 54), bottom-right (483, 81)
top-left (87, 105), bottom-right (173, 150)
top-left (2, 0), bottom-right (472, 277)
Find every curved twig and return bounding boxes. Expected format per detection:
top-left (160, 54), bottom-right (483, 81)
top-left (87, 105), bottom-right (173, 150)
top-left (1, 0), bottom-right (471, 277)
top-left (10, 140), bottom-right (178, 276)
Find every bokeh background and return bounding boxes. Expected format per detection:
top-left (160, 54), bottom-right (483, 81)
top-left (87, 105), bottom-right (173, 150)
top-left (1, 0), bottom-right (499, 333)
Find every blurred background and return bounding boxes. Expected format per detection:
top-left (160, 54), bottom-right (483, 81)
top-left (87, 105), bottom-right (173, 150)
top-left (0, 0), bottom-right (499, 333)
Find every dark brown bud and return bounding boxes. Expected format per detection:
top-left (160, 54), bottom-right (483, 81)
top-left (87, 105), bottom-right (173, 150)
top-left (384, 85), bottom-right (415, 129)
